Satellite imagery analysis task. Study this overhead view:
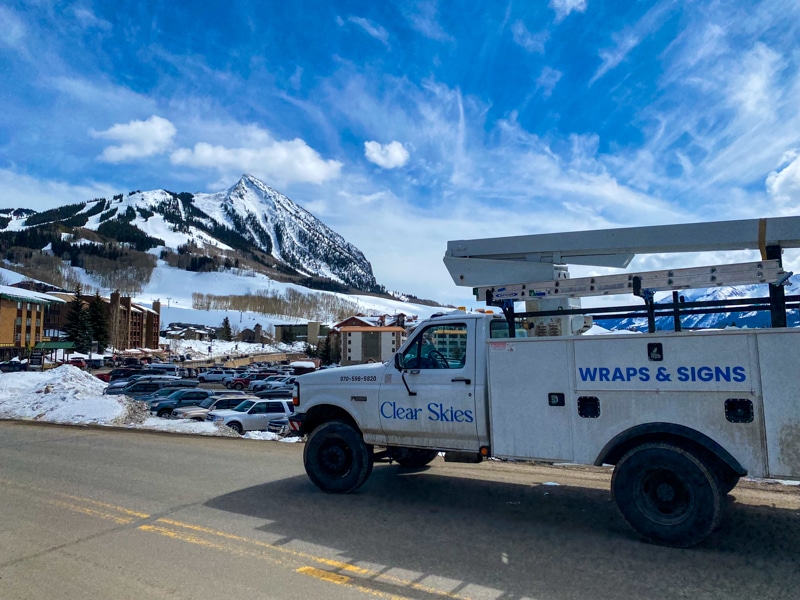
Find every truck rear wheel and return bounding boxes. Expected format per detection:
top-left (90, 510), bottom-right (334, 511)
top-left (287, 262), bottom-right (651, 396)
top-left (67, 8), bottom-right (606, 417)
top-left (388, 447), bottom-right (439, 467)
top-left (611, 442), bottom-right (722, 547)
top-left (304, 421), bottom-right (373, 494)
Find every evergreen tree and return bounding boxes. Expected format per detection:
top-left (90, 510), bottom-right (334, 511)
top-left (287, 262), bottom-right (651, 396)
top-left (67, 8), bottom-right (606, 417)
top-left (220, 317), bottom-right (233, 341)
top-left (64, 286), bottom-right (92, 354)
top-left (87, 292), bottom-right (110, 353)
top-left (281, 327), bottom-right (296, 345)
top-left (318, 337), bottom-right (332, 365)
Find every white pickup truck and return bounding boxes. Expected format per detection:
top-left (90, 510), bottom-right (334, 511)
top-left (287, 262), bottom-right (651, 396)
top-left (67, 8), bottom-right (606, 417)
top-left (289, 216), bottom-right (800, 547)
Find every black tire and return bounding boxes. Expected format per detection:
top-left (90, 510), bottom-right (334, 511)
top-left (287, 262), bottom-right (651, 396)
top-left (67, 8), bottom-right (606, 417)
top-left (198, 377), bottom-right (206, 383)
top-left (717, 471), bottom-right (740, 495)
top-left (234, 383), bottom-right (244, 390)
top-left (227, 421), bottom-right (243, 435)
top-left (612, 443), bottom-right (723, 547)
top-left (156, 409), bottom-right (172, 418)
top-left (304, 421), bottom-right (373, 493)
top-left (388, 447), bottom-right (439, 467)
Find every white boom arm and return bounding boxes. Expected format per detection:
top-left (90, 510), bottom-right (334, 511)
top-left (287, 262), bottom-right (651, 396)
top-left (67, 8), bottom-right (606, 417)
top-left (444, 216), bottom-right (800, 288)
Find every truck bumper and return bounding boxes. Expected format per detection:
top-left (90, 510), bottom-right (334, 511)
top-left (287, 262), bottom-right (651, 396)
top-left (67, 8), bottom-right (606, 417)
top-left (288, 413), bottom-right (305, 435)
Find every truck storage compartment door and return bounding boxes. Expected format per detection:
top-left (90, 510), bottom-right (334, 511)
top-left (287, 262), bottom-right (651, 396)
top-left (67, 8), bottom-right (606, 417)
top-left (378, 321), bottom-right (479, 450)
top-left (756, 332), bottom-right (800, 479)
top-left (487, 339), bottom-right (574, 461)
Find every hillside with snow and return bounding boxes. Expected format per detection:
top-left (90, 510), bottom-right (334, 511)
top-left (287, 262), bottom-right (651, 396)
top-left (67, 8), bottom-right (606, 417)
top-left (0, 174), bottom-right (381, 293)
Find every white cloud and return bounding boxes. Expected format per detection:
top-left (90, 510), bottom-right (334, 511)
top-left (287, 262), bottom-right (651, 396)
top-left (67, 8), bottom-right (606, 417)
top-left (347, 16), bottom-right (390, 48)
top-left (406, 2), bottom-right (454, 42)
top-left (766, 151), bottom-right (800, 210)
top-left (364, 141), bottom-right (410, 169)
top-left (536, 66), bottom-right (562, 97)
top-left (91, 115), bottom-right (176, 162)
top-left (0, 169), bottom-right (117, 211)
top-left (511, 21), bottom-right (547, 53)
top-left (550, 0), bottom-right (587, 23)
top-left (170, 126), bottom-right (343, 185)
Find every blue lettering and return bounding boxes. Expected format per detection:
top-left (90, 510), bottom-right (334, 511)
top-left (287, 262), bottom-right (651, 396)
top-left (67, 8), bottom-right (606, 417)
top-left (427, 403), bottom-right (474, 423)
top-left (697, 366), bottom-right (713, 382)
top-left (638, 367), bottom-right (650, 382)
top-left (578, 367), bottom-right (597, 382)
top-left (733, 366), bottom-right (746, 382)
top-left (599, 367), bottom-right (611, 382)
top-left (625, 367), bottom-right (638, 381)
top-left (715, 366), bottom-right (731, 382)
top-left (380, 401), bottom-right (421, 420)
top-left (380, 401), bottom-right (393, 418)
top-left (612, 368), bottom-right (625, 382)
top-left (677, 366), bottom-right (689, 382)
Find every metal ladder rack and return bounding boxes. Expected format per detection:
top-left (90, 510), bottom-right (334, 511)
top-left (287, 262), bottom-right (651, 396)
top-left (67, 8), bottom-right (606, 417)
top-left (475, 260), bottom-right (787, 302)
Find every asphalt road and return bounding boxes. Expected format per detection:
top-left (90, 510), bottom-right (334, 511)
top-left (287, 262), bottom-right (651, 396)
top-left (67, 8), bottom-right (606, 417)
top-left (1, 421), bottom-right (798, 600)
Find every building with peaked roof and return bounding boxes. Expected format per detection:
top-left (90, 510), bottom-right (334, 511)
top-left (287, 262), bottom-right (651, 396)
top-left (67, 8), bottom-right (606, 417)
top-left (0, 285), bottom-right (66, 361)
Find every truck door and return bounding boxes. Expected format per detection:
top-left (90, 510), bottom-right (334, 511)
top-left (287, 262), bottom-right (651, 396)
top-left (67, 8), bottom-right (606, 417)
top-left (378, 321), bottom-right (479, 450)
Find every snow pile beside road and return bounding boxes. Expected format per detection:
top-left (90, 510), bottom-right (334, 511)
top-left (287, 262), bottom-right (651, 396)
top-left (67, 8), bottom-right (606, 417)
top-left (0, 365), bottom-right (127, 425)
top-left (0, 366), bottom-right (257, 438)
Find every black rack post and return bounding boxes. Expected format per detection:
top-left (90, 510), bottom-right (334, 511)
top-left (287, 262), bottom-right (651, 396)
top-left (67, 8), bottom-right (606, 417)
top-left (672, 291), bottom-right (682, 332)
top-left (766, 245), bottom-right (787, 328)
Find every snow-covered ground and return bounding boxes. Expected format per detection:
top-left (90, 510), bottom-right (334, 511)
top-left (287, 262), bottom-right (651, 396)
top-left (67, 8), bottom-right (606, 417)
top-left (0, 365), bottom-right (300, 443)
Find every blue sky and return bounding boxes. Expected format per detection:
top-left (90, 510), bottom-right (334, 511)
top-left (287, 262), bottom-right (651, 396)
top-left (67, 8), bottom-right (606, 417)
top-left (1, 0), bottom-right (800, 305)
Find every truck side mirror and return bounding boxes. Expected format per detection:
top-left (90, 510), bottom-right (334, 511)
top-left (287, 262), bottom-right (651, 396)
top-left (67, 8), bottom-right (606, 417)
top-left (394, 353), bottom-right (405, 371)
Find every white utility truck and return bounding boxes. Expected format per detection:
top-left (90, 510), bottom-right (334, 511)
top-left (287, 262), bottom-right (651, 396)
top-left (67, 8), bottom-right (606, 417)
top-left (289, 217), bottom-right (800, 547)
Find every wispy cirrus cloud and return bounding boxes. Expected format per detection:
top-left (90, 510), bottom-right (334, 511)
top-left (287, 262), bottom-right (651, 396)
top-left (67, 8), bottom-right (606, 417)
top-left (345, 16), bottom-right (390, 48)
top-left (550, 0), bottom-right (587, 23)
top-left (511, 20), bottom-right (548, 53)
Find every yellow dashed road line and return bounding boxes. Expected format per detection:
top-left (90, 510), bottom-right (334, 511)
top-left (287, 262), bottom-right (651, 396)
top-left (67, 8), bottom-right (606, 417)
top-left (5, 479), bottom-right (474, 600)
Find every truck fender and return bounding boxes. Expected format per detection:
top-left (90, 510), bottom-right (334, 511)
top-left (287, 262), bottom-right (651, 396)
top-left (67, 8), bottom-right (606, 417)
top-left (594, 422), bottom-right (747, 476)
top-left (301, 404), bottom-right (360, 436)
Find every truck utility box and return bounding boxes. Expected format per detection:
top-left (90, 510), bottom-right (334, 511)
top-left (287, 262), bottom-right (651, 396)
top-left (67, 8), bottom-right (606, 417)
top-left (289, 216), bottom-right (800, 547)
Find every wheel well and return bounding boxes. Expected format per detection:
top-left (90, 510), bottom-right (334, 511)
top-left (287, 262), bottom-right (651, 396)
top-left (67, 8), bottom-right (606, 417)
top-left (303, 405), bottom-right (358, 435)
top-left (596, 423), bottom-right (747, 479)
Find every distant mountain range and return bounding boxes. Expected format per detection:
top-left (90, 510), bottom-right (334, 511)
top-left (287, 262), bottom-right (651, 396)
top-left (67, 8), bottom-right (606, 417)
top-left (0, 174), bottom-right (382, 294)
top-left (596, 277), bottom-right (800, 330)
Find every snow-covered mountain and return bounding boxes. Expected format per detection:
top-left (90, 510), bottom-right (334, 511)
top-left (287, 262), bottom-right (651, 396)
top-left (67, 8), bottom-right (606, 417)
top-left (0, 174), bottom-right (379, 292)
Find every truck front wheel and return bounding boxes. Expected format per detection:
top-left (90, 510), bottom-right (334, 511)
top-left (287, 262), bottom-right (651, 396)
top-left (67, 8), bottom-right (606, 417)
top-left (304, 421), bottom-right (373, 493)
top-left (611, 442), bottom-right (722, 547)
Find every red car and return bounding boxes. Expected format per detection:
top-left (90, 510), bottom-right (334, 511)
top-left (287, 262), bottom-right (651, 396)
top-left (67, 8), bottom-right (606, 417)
top-left (68, 358), bottom-right (87, 369)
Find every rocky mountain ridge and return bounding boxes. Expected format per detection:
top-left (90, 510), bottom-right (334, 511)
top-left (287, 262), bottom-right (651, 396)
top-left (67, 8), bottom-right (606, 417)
top-left (0, 175), bottom-right (381, 294)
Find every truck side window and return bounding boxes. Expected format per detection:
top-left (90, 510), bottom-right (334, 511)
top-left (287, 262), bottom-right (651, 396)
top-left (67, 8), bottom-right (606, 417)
top-left (402, 324), bottom-right (467, 369)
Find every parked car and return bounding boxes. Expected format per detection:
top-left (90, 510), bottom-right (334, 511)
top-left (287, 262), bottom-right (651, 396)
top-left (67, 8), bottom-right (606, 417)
top-left (108, 367), bottom-right (142, 381)
top-left (150, 388), bottom-right (244, 417)
top-left (171, 394), bottom-right (253, 421)
top-left (150, 388), bottom-right (217, 417)
top-left (197, 369), bottom-right (236, 383)
top-left (250, 376), bottom-right (296, 393)
top-left (68, 357), bottom-right (87, 369)
top-left (255, 386), bottom-right (293, 398)
top-left (106, 379), bottom-right (192, 400)
top-left (206, 399), bottom-right (294, 434)
top-left (105, 375), bottom-right (188, 393)
top-left (226, 372), bottom-right (273, 390)
top-left (266, 416), bottom-right (300, 437)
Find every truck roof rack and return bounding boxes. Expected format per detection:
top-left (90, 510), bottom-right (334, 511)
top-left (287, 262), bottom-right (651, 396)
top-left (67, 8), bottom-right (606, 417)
top-left (445, 216), bottom-right (800, 288)
top-left (445, 217), bottom-right (800, 333)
